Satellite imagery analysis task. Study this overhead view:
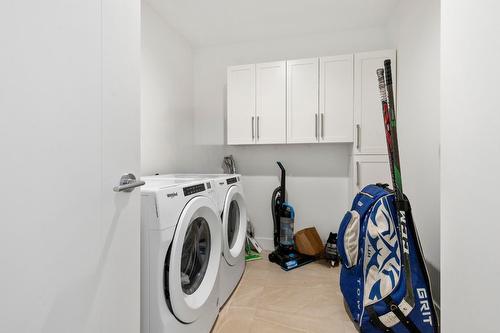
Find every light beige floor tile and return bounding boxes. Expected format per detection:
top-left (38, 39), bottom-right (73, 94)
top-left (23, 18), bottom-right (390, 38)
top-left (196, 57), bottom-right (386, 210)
top-left (213, 257), bottom-right (355, 333)
top-left (343, 320), bottom-right (359, 333)
top-left (305, 311), bottom-right (355, 333)
top-left (228, 279), bottom-right (266, 308)
top-left (254, 308), bottom-right (310, 331)
top-left (250, 317), bottom-right (307, 333)
top-left (263, 264), bottom-right (338, 288)
top-left (212, 307), bottom-right (256, 333)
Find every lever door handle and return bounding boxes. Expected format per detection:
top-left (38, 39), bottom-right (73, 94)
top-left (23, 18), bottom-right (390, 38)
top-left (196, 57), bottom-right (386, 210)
top-left (113, 173), bottom-right (145, 192)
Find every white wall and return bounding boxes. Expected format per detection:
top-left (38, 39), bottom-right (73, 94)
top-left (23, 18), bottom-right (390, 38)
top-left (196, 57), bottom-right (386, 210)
top-left (226, 144), bottom-right (352, 249)
top-left (193, 28), bottom-right (393, 246)
top-left (388, 0), bottom-right (441, 304)
top-left (441, 1), bottom-right (500, 331)
top-left (141, 3), bottom-right (197, 175)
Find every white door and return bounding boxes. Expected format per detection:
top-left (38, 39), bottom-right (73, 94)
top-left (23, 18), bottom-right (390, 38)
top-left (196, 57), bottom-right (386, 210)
top-left (227, 64), bottom-right (256, 145)
top-left (354, 50), bottom-right (396, 154)
top-left (287, 58), bottom-right (319, 143)
top-left (352, 155), bottom-right (392, 195)
top-left (256, 61), bottom-right (286, 144)
top-left (222, 186), bottom-right (248, 265)
top-left (319, 55), bottom-right (354, 143)
top-left (0, 1), bottom-right (141, 333)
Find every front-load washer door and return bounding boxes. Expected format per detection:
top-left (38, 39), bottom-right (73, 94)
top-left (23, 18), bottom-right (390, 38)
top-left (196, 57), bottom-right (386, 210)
top-left (167, 196), bottom-right (221, 324)
top-left (222, 185), bottom-right (247, 266)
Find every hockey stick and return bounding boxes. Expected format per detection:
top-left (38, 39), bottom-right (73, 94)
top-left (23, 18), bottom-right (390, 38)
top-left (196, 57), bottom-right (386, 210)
top-left (376, 69), bottom-right (397, 192)
top-left (382, 60), bottom-right (416, 310)
top-left (384, 60), bottom-right (404, 200)
top-left (376, 63), bottom-right (439, 332)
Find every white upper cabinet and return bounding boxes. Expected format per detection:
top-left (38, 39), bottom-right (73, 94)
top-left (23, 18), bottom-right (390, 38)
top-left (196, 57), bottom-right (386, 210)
top-left (226, 50), bottom-right (393, 146)
top-left (286, 58), bottom-right (319, 143)
top-left (256, 61), bottom-right (286, 144)
top-left (319, 55), bottom-right (354, 143)
top-left (354, 50), bottom-right (396, 154)
top-left (227, 64), bottom-right (256, 145)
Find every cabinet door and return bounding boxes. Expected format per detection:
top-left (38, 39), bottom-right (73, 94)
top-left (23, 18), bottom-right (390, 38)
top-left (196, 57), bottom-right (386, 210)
top-left (354, 50), bottom-right (396, 154)
top-left (286, 58), bottom-right (319, 143)
top-left (319, 55), bottom-right (354, 143)
top-left (227, 64), bottom-right (256, 145)
top-left (352, 155), bottom-right (392, 195)
top-left (256, 61), bottom-right (286, 144)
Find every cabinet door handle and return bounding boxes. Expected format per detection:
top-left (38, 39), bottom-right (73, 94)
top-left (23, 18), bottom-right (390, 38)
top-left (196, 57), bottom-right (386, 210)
top-left (356, 124), bottom-right (361, 150)
top-left (251, 116), bottom-right (255, 140)
top-left (257, 116), bottom-right (260, 139)
top-left (356, 161), bottom-right (360, 187)
top-left (315, 114), bottom-right (318, 139)
top-left (321, 113), bottom-right (324, 139)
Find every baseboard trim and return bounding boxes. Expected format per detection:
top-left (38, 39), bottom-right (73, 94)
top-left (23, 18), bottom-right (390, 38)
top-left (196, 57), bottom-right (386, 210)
top-left (434, 300), bottom-right (441, 319)
top-left (255, 237), bottom-right (274, 251)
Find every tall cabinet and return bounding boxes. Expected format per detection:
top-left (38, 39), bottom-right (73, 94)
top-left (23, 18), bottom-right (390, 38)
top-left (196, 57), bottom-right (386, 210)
top-left (351, 49), bottom-right (396, 194)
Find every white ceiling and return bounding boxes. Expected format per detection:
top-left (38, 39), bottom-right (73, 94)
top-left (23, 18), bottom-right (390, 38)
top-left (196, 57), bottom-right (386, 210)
top-left (146, 0), bottom-right (399, 48)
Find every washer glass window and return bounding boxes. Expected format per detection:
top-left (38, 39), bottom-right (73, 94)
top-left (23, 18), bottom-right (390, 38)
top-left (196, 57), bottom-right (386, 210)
top-left (227, 200), bottom-right (240, 249)
top-left (180, 217), bottom-right (211, 295)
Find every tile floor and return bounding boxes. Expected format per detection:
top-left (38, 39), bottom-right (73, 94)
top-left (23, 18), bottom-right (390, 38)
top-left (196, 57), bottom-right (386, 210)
top-left (212, 254), bottom-right (358, 333)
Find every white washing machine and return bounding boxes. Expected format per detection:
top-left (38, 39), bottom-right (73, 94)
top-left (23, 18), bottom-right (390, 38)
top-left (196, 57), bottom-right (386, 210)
top-left (143, 174), bottom-right (247, 307)
top-left (141, 178), bottom-right (221, 333)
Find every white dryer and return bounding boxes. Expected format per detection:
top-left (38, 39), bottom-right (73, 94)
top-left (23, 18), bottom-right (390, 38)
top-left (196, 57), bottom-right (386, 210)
top-left (143, 174), bottom-right (247, 307)
top-left (206, 175), bottom-right (247, 307)
top-left (141, 178), bottom-right (221, 333)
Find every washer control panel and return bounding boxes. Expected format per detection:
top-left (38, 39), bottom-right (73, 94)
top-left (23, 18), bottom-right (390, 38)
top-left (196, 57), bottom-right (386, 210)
top-left (226, 176), bottom-right (239, 185)
top-left (183, 183), bottom-right (205, 196)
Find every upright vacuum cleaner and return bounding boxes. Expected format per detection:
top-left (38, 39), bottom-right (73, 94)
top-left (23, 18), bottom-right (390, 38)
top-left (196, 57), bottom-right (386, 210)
top-left (268, 162), bottom-right (315, 271)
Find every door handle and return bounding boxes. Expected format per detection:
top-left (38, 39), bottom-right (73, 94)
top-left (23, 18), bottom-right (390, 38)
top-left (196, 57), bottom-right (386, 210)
top-left (113, 173), bottom-right (145, 192)
top-left (356, 124), bottom-right (361, 150)
top-left (315, 114), bottom-right (318, 139)
top-left (251, 116), bottom-right (255, 140)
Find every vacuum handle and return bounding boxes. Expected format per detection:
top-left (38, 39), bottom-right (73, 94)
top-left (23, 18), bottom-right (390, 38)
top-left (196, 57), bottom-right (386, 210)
top-left (276, 161), bottom-right (286, 202)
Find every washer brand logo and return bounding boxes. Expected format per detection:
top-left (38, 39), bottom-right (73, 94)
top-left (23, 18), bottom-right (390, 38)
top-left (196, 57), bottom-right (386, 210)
top-left (417, 288), bottom-right (433, 326)
top-left (167, 192), bottom-right (178, 198)
top-left (399, 210), bottom-right (410, 254)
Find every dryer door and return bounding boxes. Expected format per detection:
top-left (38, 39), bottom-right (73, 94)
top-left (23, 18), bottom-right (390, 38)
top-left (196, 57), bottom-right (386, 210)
top-left (167, 196), bottom-right (221, 323)
top-left (222, 185), bottom-right (248, 266)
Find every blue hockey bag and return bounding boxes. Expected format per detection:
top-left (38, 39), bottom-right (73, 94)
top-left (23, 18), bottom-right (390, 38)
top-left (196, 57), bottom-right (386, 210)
top-left (338, 184), bottom-right (439, 332)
